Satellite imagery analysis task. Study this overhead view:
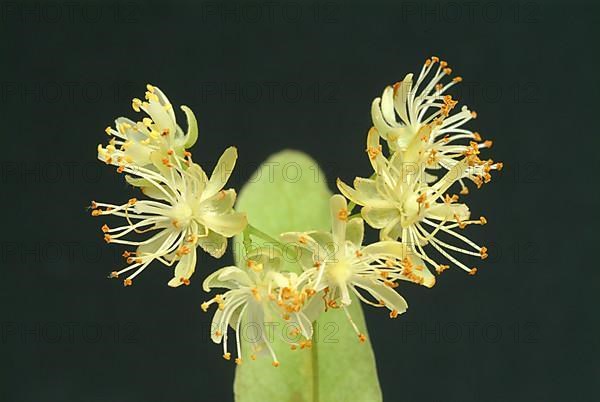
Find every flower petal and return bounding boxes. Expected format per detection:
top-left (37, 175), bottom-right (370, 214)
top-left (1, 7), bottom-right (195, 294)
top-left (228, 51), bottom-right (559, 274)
top-left (346, 217), bottom-right (364, 248)
top-left (354, 279), bottom-right (408, 314)
top-left (186, 163), bottom-right (208, 196)
top-left (202, 266), bottom-right (252, 292)
top-left (426, 202), bottom-right (470, 221)
top-left (199, 189), bottom-right (237, 215)
top-left (362, 240), bottom-right (406, 260)
top-left (336, 178), bottom-right (391, 208)
top-left (361, 206), bottom-right (399, 229)
top-left (180, 105), bottom-right (198, 148)
top-left (393, 73), bottom-right (413, 125)
top-left (380, 85), bottom-right (397, 126)
top-left (168, 249), bottom-right (197, 287)
top-left (330, 195), bottom-right (347, 258)
top-left (205, 147), bottom-right (237, 199)
top-left (398, 254), bottom-right (436, 288)
top-left (202, 211), bottom-right (247, 238)
top-left (197, 230), bottom-right (227, 258)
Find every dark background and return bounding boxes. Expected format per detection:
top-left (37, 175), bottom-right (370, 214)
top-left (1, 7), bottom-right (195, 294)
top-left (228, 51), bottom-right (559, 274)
top-left (1, 0), bottom-right (598, 401)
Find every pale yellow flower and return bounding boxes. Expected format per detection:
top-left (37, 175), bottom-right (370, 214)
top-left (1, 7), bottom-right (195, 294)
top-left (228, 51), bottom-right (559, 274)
top-left (202, 247), bottom-right (315, 366)
top-left (370, 56), bottom-right (502, 193)
top-left (281, 195), bottom-right (433, 341)
top-left (92, 147), bottom-right (247, 287)
top-left (98, 84), bottom-right (198, 170)
top-left (338, 130), bottom-right (489, 276)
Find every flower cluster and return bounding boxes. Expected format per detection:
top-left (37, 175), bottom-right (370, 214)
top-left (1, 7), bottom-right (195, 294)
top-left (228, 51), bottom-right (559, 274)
top-left (92, 58), bottom-right (500, 367)
top-left (338, 56), bottom-right (502, 275)
top-left (92, 85), bottom-right (247, 287)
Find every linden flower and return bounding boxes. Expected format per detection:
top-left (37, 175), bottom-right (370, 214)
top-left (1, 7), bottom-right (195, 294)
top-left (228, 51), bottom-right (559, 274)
top-left (281, 195), bottom-right (434, 342)
top-left (370, 56), bottom-right (502, 193)
top-left (92, 147), bottom-right (247, 287)
top-left (202, 248), bottom-right (315, 366)
top-left (337, 130), bottom-right (489, 276)
top-left (98, 84), bottom-right (198, 170)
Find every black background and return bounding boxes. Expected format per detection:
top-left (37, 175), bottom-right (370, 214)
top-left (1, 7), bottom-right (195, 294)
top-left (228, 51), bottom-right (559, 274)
top-left (1, 0), bottom-right (599, 401)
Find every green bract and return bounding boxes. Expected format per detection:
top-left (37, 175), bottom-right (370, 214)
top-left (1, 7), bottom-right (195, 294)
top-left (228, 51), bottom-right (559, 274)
top-left (232, 150), bottom-right (382, 402)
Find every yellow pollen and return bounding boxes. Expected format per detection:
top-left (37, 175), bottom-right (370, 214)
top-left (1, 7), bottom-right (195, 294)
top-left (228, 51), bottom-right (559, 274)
top-left (390, 310), bottom-right (399, 318)
top-left (132, 98), bottom-right (142, 112)
top-left (109, 271), bottom-right (118, 278)
top-left (337, 208), bottom-right (349, 221)
top-left (145, 91), bottom-right (159, 102)
top-left (235, 358), bottom-right (242, 365)
top-left (367, 145), bottom-right (382, 160)
top-left (223, 353), bottom-right (231, 361)
top-left (468, 268), bottom-right (478, 276)
top-left (454, 214), bottom-right (467, 229)
top-left (101, 224), bottom-right (109, 233)
top-left (272, 361), bottom-right (280, 367)
top-left (201, 302), bottom-right (209, 312)
top-left (177, 246), bottom-right (190, 256)
top-left (123, 278), bottom-right (132, 286)
top-left (480, 247), bottom-right (488, 260)
top-left (180, 277), bottom-right (191, 286)
top-left (358, 334), bottom-right (367, 343)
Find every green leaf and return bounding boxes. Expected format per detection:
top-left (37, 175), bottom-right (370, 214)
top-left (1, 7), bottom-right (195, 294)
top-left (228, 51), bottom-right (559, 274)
top-left (233, 150), bottom-right (383, 402)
